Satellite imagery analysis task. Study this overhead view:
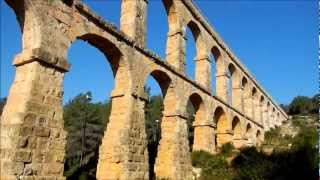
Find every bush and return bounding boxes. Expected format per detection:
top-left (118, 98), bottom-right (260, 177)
top-left (220, 143), bottom-right (235, 156)
top-left (231, 124), bottom-right (318, 180)
top-left (264, 127), bottom-right (281, 141)
top-left (191, 150), bottom-right (227, 169)
top-left (191, 150), bottom-right (231, 180)
top-left (291, 116), bottom-right (305, 128)
top-left (191, 114), bottom-right (318, 180)
top-left (232, 147), bottom-right (275, 180)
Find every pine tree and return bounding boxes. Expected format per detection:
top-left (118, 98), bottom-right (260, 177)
top-left (63, 92), bottom-right (110, 179)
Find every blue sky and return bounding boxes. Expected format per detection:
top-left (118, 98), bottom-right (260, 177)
top-left (1, 0), bottom-right (317, 105)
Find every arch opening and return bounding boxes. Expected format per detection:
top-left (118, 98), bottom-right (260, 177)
top-left (185, 21), bottom-right (200, 80)
top-left (63, 35), bottom-right (126, 178)
top-left (252, 87), bottom-right (257, 97)
top-left (259, 96), bottom-right (265, 124)
top-left (214, 106), bottom-right (228, 148)
top-left (143, 70), bottom-right (175, 179)
top-left (256, 130), bottom-right (262, 145)
top-left (210, 46), bottom-right (221, 95)
top-left (272, 107), bottom-right (276, 127)
top-left (251, 87), bottom-right (258, 120)
top-left (77, 34), bottom-right (122, 76)
top-left (227, 63), bottom-right (237, 105)
top-left (242, 77), bottom-right (248, 103)
top-left (245, 123), bottom-right (253, 145)
top-left (232, 116), bottom-right (241, 139)
top-left (241, 77), bottom-right (249, 114)
top-left (266, 101), bottom-right (271, 129)
top-left (186, 93), bottom-right (206, 152)
top-left (246, 124), bottom-right (253, 137)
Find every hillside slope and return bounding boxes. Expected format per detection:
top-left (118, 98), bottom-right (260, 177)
top-left (192, 115), bottom-right (318, 180)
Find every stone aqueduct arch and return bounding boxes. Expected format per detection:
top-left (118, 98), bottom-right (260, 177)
top-left (0, 0), bottom-right (288, 179)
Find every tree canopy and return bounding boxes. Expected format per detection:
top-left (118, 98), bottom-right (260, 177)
top-left (63, 92), bottom-right (110, 179)
top-left (288, 95), bottom-right (318, 115)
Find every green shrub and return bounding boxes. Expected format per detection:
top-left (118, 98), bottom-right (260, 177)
top-left (220, 143), bottom-right (235, 156)
top-left (191, 150), bottom-right (227, 169)
top-left (264, 127), bottom-right (281, 141)
top-left (291, 117), bottom-right (305, 128)
top-left (231, 125), bottom-right (318, 180)
top-left (232, 147), bottom-right (275, 180)
top-left (191, 119), bottom-right (318, 180)
top-left (191, 150), bottom-right (231, 180)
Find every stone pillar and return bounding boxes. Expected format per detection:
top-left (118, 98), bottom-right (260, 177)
top-left (0, 49), bottom-right (68, 180)
top-left (244, 128), bottom-right (250, 146)
top-left (243, 95), bottom-right (253, 119)
top-left (268, 110), bottom-right (273, 129)
top-left (241, 91), bottom-right (245, 112)
top-left (257, 131), bottom-right (264, 146)
top-left (216, 130), bottom-right (233, 148)
top-left (96, 91), bottom-right (149, 180)
top-left (263, 109), bottom-right (270, 131)
top-left (230, 71), bottom-right (241, 108)
top-left (260, 104), bottom-right (266, 127)
top-left (246, 138), bottom-right (255, 147)
top-left (265, 105), bottom-right (270, 130)
top-left (270, 114), bottom-right (275, 129)
top-left (192, 124), bottom-right (215, 153)
top-left (233, 137), bottom-right (246, 149)
top-left (216, 73), bottom-right (229, 102)
top-left (269, 111), bottom-right (273, 129)
top-left (232, 121), bottom-right (245, 149)
top-left (166, 30), bottom-right (186, 73)
top-left (232, 86), bottom-right (242, 110)
top-left (276, 114), bottom-right (280, 126)
top-left (254, 98), bottom-right (260, 123)
top-left (120, 0), bottom-right (148, 47)
top-left (240, 137), bottom-right (248, 147)
top-left (252, 96), bottom-right (258, 121)
top-left (252, 97), bottom-right (256, 121)
top-left (195, 56), bottom-right (211, 90)
top-left (154, 114), bottom-right (192, 180)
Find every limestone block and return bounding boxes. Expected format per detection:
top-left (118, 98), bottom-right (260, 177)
top-left (14, 150), bottom-right (32, 163)
top-left (1, 161), bottom-right (24, 175)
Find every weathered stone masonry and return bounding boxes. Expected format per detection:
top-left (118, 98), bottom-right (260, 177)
top-left (1, 0), bottom-right (288, 179)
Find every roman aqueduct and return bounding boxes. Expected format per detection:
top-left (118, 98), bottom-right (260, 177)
top-left (1, 0), bottom-right (288, 179)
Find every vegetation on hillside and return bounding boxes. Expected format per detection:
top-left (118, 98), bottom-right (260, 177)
top-left (192, 115), bottom-right (318, 180)
top-left (192, 148), bottom-right (233, 180)
top-left (263, 127), bottom-right (294, 148)
top-left (190, 93), bottom-right (319, 180)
